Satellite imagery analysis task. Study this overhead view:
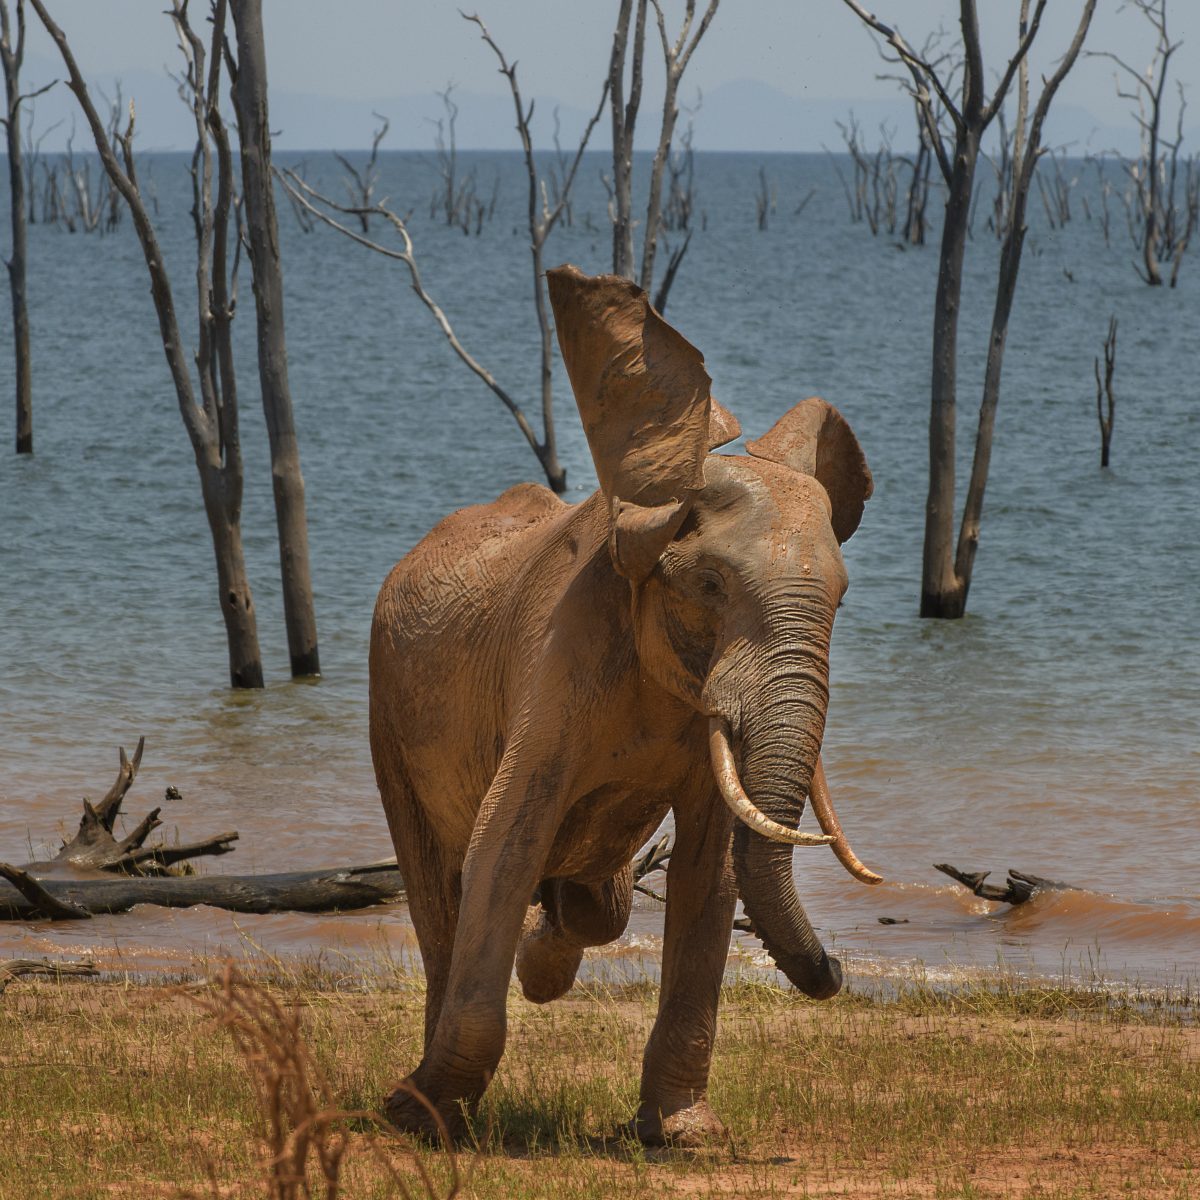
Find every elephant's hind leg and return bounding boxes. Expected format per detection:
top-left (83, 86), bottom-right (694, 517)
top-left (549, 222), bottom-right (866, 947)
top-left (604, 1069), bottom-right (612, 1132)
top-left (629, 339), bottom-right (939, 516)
top-left (516, 868), bottom-right (633, 1003)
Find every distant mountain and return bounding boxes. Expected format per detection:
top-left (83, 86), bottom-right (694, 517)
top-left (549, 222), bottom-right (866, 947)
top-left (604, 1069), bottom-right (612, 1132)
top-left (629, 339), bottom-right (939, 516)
top-left (13, 55), bottom-right (1190, 157)
top-left (690, 79), bottom-right (1165, 158)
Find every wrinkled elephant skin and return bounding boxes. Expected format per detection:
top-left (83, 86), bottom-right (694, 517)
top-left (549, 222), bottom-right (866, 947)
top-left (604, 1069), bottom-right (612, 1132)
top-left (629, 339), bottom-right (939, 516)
top-left (370, 265), bottom-right (877, 1145)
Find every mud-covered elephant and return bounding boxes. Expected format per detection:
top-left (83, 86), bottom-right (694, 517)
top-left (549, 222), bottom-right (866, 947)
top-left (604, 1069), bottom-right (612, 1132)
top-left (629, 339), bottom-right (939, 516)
top-left (369, 265), bottom-right (881, 1145)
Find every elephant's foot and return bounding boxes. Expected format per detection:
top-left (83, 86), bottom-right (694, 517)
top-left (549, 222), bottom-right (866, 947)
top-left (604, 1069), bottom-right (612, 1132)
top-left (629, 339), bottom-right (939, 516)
top-left (382, 1075), bottom-right (470, 1143)
top-left (515, 909), bottom-right (584, 1004)
top-left (629, 1096), bottom-right (727, 1148)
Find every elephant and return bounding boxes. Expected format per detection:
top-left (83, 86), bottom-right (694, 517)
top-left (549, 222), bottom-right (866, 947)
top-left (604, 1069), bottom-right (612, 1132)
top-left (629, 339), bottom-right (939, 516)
top-left (369, 264), bottom-right (881, 1146)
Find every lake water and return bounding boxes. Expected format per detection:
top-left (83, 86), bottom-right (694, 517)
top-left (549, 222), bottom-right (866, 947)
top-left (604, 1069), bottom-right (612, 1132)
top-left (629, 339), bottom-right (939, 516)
top-left (1, 150), bottom-right (1197, 992)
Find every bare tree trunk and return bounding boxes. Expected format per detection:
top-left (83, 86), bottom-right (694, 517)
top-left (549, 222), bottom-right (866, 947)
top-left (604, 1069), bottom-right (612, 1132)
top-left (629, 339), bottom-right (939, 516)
top-left (609, 0), bottom-right (646, 279)
top-left (843, 0), bottom-right (1093, 619)
top-left (640, 30), bottom-right (679, 290)
top-left (230, 0), bottom-right (320, 678)
top-left (921, 125), bottom-right (979, 618)
top-left (1095, 316), bottom-right (1116, 467)
top-left (30, 0), bottom-right (265, 688)
top-left (1, 0), bottom-right (39, 454)
top-left (952, 169), bottom-right (1023, 610)
top-left (636, 0), bottom-right (719, 304)
top-left (952, 4), bottom-right (1096, 611)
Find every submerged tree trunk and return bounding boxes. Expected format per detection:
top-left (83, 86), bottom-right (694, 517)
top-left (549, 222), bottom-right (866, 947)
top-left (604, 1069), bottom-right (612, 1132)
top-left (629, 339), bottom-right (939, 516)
top-left (31, 0), bottom-right (265, 688)
top-left (1095, 317), bottom-right (1116, 467)
top-left (230, 0), bottom-right (320, 678)
top-left (842, 0), bottom-right (1095, 618)
top-left (921, 127), bottom-right (980, 619)
top-left (1, 0), bottom-right (33, 454)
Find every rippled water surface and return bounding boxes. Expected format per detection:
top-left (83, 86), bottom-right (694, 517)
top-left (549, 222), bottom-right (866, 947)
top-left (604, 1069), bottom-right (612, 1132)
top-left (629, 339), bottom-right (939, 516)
top-left (1, 151), bottom-right (1197, 988)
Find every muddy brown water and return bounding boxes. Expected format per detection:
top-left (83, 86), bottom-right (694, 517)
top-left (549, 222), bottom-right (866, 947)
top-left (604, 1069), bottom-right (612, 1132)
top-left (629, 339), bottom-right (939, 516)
top-left (1, 152), bottom-right (1197, 991)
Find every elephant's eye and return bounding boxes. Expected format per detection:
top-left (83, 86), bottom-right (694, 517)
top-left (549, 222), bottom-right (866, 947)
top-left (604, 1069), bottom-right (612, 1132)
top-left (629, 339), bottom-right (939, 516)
top-left (696, 568), bottom-right (725, 598)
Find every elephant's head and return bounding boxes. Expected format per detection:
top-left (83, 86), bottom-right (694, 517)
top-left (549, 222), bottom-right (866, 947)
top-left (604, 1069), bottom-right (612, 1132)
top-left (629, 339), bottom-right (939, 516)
top-left (548, 265), bottom-right (880, 1000)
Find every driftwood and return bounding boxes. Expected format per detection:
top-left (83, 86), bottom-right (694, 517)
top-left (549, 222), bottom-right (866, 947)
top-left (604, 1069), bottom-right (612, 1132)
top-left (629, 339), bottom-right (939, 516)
top-left (24, 737), bottom-right (238, 877)
top-left (3, 738), bottom-right (406, 922)
top-left (934, 862), bottom-right (1076, 906)
top-left (0, 862), bottom-right (405, 921)
top-left (0, 957), bottom-right (98, 992)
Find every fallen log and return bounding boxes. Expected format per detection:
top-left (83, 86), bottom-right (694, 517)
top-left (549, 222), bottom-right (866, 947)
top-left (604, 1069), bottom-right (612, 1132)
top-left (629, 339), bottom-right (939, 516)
top-left (8, 740), bottom-right (679, 925)
top-left (6, 738), bottom-right (409, 921)
top-left (0, 861), bottom-right (405, 921)
top-left (934, 863), bottom-right (1077, 906)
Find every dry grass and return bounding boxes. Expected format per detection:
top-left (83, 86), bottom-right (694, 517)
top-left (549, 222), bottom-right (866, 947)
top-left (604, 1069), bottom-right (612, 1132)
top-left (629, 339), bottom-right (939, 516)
top-left (0, 961), bottom-right (1195, 1199)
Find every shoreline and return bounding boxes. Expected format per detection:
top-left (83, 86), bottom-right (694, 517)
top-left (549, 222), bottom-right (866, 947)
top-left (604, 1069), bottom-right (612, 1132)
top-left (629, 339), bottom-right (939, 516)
top-left (10, 932), bottom-right (1199, 1017)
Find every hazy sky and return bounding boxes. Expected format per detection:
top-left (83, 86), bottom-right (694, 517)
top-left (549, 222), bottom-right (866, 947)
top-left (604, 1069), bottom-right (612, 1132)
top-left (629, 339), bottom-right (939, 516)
top-left (15, 1), bottom-right (1200, 151)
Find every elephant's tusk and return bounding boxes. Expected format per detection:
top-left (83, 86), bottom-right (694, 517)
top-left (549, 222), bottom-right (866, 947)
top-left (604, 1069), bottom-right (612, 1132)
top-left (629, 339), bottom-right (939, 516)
top-left (809, 757), bottom-right (884, 886)
top-left (708, 718), bottom-right (835, 847)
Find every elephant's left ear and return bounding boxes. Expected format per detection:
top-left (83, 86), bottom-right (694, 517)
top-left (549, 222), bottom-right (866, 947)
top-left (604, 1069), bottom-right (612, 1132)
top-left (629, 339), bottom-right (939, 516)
top-left (746, 398), bottom-right (874, 543)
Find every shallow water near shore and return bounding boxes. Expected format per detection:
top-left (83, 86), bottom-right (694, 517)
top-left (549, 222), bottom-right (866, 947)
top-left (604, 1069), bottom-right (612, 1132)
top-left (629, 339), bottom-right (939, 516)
top-left (1, 150), bottom-right (1197, 990)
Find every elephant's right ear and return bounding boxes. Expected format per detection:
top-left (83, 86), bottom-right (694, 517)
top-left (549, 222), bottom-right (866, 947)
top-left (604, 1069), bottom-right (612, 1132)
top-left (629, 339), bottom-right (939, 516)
top-left (548, 264), bottom-right (714, 579)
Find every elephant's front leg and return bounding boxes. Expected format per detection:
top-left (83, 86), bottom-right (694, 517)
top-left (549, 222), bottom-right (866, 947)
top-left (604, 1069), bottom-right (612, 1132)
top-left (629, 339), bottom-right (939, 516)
top-left (384, 758), bottom-right (568, 1139)
top-left (634, 782), bottom-right (737, 1146)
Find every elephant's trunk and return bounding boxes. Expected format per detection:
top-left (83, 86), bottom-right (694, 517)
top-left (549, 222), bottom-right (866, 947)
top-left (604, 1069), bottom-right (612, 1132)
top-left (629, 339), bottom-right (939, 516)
top-left (710, 621), bottom-right (843, 999)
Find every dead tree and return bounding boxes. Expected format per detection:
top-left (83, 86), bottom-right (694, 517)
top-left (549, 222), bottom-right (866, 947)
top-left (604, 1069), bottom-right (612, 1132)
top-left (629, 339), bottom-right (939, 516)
top-left (31, 0), bottom-right (265, 687)
top-left (1091, 0), bottom-right (1194, 286)
top-left (459, 11), bottom-right (606, 490)
top-left (608, 0), bottom-right (647, 279)
top-left (546, 107), bottom-right (578, 228)
top-left (22, 739), bottom-right (238, 876)
top-left (1035, 147), bottom-right (1076, 229)
top-left (1095, 316), bottom-right (1116, 468)
top-left (876, 30), bottom-right (955, 246)
top-left (609, 0), bottom-right (718, 311)
top-left (754, 165), bottom-right (774, 230)
top-left (47, 88), bottom-right (125, 235)
top-left (280, 14), bottom-right (606, 497)
top-left (1087, 152), bottom-right (1115, 244)
top-left (1, 0), bottom-right (51, 454)
top-left (229, 0), bottom-right (320, 678)
top-left (426, 83), bottom-right (486, 232)
top-left (334, 110), bottom-right (388, 234)
top-left (830, 115), bottom-right (905, 237)
top-left (841, 0), bottom-right (1098, 619)
top-left (21, 106), bottom-right (61, 225)
top-left (662, 95), bottom-right (698, 233)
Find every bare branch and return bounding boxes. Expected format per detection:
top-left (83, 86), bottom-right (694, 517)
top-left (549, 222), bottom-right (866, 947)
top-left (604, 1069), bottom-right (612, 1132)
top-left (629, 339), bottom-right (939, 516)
top-left (980, 0), bottom-right (1048, 127)
top-left (838, 0), bottom-right (963, 127)
top-left (276, 168), bottom-right (546, 464)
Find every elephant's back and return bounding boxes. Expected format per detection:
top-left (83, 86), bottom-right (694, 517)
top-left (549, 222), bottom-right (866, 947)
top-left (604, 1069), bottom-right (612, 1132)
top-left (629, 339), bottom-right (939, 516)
top-left (369, 484), bottom-right (589, 845)
top-left (371, 482), bottom-right (566, 648)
